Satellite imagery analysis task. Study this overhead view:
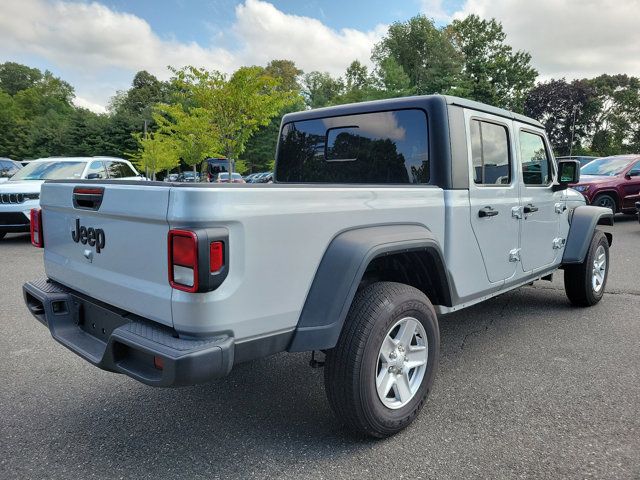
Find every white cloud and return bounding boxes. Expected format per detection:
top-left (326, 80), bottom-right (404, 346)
top-left (0, 0), bottom-right (385, 110)
top-left (233, 0), bottom-right (386, 75)
top-left (73, 96), bottom-right (107, 114)
top-left (453, 0), bottom-right (640, 80)
top-left (420, 0), bottom-right (452, 22)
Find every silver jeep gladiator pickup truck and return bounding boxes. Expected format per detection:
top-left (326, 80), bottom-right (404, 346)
top-left (23, 95), bottom-right (613, 437)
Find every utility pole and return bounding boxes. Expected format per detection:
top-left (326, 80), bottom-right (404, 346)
top-left (569, 105), bottom-right (578, 157)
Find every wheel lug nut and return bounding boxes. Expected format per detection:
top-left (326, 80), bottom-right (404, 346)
top-left (389, 352), bottom-right (397, 359)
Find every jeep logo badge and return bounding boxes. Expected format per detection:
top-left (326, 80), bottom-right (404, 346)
top-left (71, 218), bottom-right (106, 253)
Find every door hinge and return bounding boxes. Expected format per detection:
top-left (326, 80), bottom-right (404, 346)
top-left (552, 237), bottom-right (566, 249)
top-left (509, 248), bottom-right (521, 263)
top-left (554, 202), bottom-right (567, 214)
top-left (511, 206), bottom-right (523, 219)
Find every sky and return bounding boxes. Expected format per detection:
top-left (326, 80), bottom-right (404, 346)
top-left (0, 0), bottom-right (639, 113)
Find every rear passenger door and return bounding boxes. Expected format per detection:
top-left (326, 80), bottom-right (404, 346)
top-left (516, 126), bottom-right (563, 272)
top-left (467, 112), bottom-right (520, 283)
top-left (105, 161), bottom-right (139, 180)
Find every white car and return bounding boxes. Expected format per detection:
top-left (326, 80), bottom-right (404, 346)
top-left (0, 158), bottom-right (22, 184)
top-left (0, 156), bottom-right (142, 240)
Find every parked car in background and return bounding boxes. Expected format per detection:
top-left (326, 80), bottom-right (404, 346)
top-left (178, 171), bottom-right (201, 182)
top-left (215, 172), bottom-right (245, 183)
top-left (557, 155), bottom-right (599, 168)
top-left (251, 172), bottom-right (273, 183)
top-left (0, 156), bottom-right (142, 240)
top-left (243, 173), bottom-right (259, 183)
top-left (570, 155), bottom-right (640, 213)
top-left (0, 158), bottom-right (22, 183)
top-left (165, 173), bottom-right (180, 182)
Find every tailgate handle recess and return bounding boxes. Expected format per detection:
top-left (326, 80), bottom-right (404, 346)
top-left (73, 187), bottom-right (104, 210)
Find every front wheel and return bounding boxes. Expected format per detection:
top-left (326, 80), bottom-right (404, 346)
top-left (324, 282), bottom-right (439, 438)
top-left (564, 230), bottom-right (609, 306)
top-left (592, 193), bottom-right (617, 212)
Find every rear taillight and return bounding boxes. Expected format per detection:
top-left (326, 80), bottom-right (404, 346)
top-left (30, 208), bottom-right (43, 248)
top-left (210, 241), bottom-right (224, 272)
top-left (168, 230), bottom-right (199, 292)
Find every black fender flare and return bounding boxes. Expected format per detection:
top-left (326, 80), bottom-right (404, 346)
top-left (287, 224), bottom-right (452, 352)
top-left (562, 206), bottom-right (613, 264)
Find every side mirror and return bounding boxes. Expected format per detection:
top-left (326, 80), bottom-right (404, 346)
top-left (554, 159), bottom-right (580, 191)
top-left (87, 173), bottom-right (102, 180)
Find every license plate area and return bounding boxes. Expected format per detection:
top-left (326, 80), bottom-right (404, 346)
top-left (74, 295), bottom-right (129, 343)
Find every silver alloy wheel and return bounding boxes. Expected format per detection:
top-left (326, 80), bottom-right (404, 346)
top-left (375, 316), bottom-right (428, 410)
top-left (592, 245), bottom-right (606, 293)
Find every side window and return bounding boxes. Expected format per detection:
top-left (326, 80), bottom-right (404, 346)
top-left (629, 161), bottom-right (640, 176)
top-left (106, 161), bottom-right (137, 178)
top-left (85, 161), bottom-right (107, 179)
top-left (275, 109), bottom-right (429, 184)
top-left (519, 131), bottom-right (552, 186)
top-left (470, 119), bottom-right (510, 185)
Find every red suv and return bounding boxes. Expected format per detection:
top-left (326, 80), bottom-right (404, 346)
top-left (570, 155), bottom-right (640, 213)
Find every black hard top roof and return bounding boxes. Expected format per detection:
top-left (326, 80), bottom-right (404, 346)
top-left (282, 94), bottom-right (543, 129)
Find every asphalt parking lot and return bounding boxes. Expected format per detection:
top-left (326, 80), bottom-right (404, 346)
top-left (1, 217), bottom-right (639, 480)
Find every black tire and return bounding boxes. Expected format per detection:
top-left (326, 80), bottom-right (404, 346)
top-left (324, 282), bottom-right (439, 438)
top-left (564, 230), bottom-right (609, 307)
top-left (592, 193), bottom-right (617, 212)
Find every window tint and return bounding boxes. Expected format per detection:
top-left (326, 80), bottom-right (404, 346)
top-left (519, 131), bottom-right (552, 185)
top-left (85, 161), bottom-right (107, 179)
top-left (275, 110), bottom-right (429, 184)
top-left (10, 161), bottom-right (86, 181)
top-left (105, 161), bottom-right (136, 178)
top-left (470, 120), bottom-right (510, 185)
top-left (0, 160), bottom-right (19, 178)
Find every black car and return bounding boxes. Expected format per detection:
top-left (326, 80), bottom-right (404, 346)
top-left (204, 157), bottom-right (234, 182)
top-left (0, 158), bottom-right (22, 182)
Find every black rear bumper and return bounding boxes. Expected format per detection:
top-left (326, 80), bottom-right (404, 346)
top-left (0, 212), bottom-right (30, 232)
top-left (23, 279), bottom-right (234, 387)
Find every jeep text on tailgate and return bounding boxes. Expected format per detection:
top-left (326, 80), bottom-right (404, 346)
top-left (23, 95), bottom-right (613, 437)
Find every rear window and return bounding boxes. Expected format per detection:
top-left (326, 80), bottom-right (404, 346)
top-left (275, 109), bottom-right (429, 184)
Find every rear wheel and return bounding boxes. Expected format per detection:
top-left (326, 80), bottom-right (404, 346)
top-left (564, 231), bottom-right (609, 306)
top-left (592, 193), bottom-right (617, 212)
top-left (324, 282), bottom-right (439, 438)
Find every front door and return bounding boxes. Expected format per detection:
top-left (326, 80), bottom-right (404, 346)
top-left (621, 160), bottom-right (640, 210)
top-left (516, 127), bottom-right (563, 272)
top-left (467, 113), bottom-right (520, 283)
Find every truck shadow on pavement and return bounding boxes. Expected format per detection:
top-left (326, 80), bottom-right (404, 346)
top-left (42, 285), bottom-right (590, 478)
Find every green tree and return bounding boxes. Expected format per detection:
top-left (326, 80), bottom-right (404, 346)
top-left (153, 103), bottom-right (219, 175)
top-left (524, 79), bottom-right (599, 156)
top-left (244, 60), bottom-right (305, 173)
top-left (0, 62), bottom-right (42, 95)
top-left (372, 15), bottom-right (462, 95)
top-left (373, 57), bottom-right (414, 99)
top-left (302, 71), bottom-right (344, 108)
top-left (170, 65), bottom-right (297, 173)
top-left (446, 15), bottom-right (537, 111)
top-left (133, 131), bottom-right (180, 180)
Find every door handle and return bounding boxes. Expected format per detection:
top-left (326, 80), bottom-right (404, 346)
top-left (524, 204), bottom-right (539, 214)
top-left (478, 206), bottom-right (499, 218)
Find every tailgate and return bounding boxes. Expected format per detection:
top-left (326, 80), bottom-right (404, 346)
top-left (41, 182), bottom-right (173, 326)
